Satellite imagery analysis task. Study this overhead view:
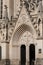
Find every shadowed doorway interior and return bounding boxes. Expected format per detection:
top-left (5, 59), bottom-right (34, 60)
top-left (21, 45), bottom-right (26, 65)
top-left (29, 44), bottom-right (35, 65)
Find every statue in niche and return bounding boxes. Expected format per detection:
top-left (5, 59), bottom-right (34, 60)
top-left (38, 29), bottom-right (40, 36)
top-left (39, 49), bottom-right (42, 54)
top-left (38, 18), bottom-right (41, 36)
top-left (38, 18), bottom-right (41, 26)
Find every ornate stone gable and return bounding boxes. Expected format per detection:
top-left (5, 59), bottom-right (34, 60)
top-left (10, 6), bottom-right (37, 46)
top-left (0, 0), bottom-right (43, 43)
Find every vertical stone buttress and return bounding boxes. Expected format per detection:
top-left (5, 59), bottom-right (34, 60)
top-left (2, 0), bottom-right (9, 61)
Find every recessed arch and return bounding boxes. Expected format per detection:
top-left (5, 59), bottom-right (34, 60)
top-left (11, 24), bottom-right (37, 45)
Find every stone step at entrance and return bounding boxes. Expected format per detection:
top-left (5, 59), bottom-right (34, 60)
top-left (0, 59), bottom-right (43, 65)
top-left (0, 60), bottom-right (4, 65)
top-left (36, 58), bottom-right (43, 65)
top-left (0, 59), bottom-right (10, 65)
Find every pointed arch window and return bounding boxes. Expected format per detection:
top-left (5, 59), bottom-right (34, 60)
top-left (0, 0), bottom-right (3, 19)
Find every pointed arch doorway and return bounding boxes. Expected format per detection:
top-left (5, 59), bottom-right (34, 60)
top-left (29, 44), bottom-right (35, 65)
top-left (21, 45), bottom-right (26, 65)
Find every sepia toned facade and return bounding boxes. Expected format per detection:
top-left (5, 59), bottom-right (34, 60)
top-left (0, 0), bottom-right (43, 65)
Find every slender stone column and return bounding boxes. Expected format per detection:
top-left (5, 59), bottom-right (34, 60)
top-left (6, 43), bottom-right (9, 59)
top-left (26, 46), bottom-right (29, 65)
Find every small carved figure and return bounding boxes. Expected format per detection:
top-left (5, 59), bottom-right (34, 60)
top-left (38, 18), bottom-right (41, 36)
